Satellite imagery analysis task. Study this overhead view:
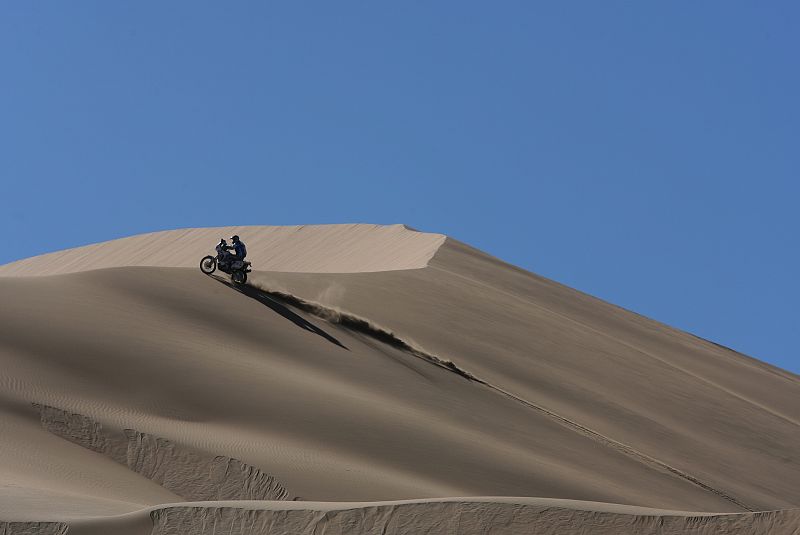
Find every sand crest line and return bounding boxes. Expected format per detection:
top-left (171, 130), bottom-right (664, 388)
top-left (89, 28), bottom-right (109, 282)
top-left (249, 282), bottom-right (755, 512)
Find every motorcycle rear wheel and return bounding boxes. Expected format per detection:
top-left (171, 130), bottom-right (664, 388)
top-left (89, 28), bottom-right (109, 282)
top-left (231, 270), bottom-right (247, 285)
top-left (200, 256), bottom-right (217, 274)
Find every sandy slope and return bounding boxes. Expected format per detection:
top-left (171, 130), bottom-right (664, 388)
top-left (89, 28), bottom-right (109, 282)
top-left (1, 224), bottom-right (798, 534)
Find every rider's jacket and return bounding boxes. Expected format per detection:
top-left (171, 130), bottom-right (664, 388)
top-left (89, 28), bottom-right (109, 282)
top-left (233, 241), bottom-right (247, 259)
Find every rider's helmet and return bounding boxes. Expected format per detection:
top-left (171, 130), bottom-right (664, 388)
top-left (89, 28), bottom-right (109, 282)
top-left (231, 235), bottom-right (240, 243)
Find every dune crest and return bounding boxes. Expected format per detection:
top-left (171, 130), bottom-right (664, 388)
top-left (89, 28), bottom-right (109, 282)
top-left (0, 224), bottom-right (445, 276)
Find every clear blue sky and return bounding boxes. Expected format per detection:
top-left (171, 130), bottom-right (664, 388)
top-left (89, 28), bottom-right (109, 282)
top-left (2, 3), bottom-right (798, 373)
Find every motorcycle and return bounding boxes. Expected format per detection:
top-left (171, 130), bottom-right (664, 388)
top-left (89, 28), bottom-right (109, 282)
top-left (200, 252), bottom-right (252, 284)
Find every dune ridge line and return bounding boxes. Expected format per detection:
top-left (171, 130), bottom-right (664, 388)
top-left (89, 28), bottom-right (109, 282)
top-left (249, 283), bottom-right (755, 512)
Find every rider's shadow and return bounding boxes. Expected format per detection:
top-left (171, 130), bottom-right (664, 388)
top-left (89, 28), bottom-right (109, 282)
top-left (211, 276), bottom-right (349, 350)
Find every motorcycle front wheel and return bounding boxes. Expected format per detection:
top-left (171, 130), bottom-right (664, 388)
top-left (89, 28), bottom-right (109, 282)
top-left (200, 256), bottom-right (217, 274)
top-left (231, 270), bottom-right (247, 285)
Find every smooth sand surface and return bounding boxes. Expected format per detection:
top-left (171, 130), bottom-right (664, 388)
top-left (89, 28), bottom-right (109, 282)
top-left (1, 224), bottom-right (798, 533)
top-left (0, 224), bottom-right (445, 276)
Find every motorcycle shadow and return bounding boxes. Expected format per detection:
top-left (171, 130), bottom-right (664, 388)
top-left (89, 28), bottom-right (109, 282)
top-left (208, 275), bottom-right (348, 350)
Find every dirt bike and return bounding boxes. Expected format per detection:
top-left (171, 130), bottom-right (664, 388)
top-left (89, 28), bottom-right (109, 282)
top-left (200, 252), bottom-right (251, 284)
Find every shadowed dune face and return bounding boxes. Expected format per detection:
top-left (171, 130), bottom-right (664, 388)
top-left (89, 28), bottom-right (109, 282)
top-left (1, 225), bottom-right (799, 533)
top-left (35, 405), bottom-right (292, 502)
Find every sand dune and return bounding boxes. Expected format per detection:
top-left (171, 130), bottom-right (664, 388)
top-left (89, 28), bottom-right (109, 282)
top-left (1, 225), bottom-right (798, 533)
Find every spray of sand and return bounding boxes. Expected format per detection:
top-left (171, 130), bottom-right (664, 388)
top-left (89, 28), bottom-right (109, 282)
top-left (248, 280), bottom-right (481, 382)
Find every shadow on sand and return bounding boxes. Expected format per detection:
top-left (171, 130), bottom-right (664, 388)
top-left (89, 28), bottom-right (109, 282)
top-left (209, 275), bottom-right (348, 350)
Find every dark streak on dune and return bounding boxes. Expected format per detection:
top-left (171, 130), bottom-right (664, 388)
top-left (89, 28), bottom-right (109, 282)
top-left (214, 276), bottom-right (349, 350)
top-left (250, 284), bottom-right (756, 512)
top-left (34, 405), bottom-right (292, 502)
top-left (248, 283), bottom-right (479, 382)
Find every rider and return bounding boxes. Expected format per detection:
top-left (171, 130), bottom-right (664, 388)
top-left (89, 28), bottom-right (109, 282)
top-left (229, 235), bottom-right (247, 262)
top-left (216, 238), bottom-right (233, 264)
